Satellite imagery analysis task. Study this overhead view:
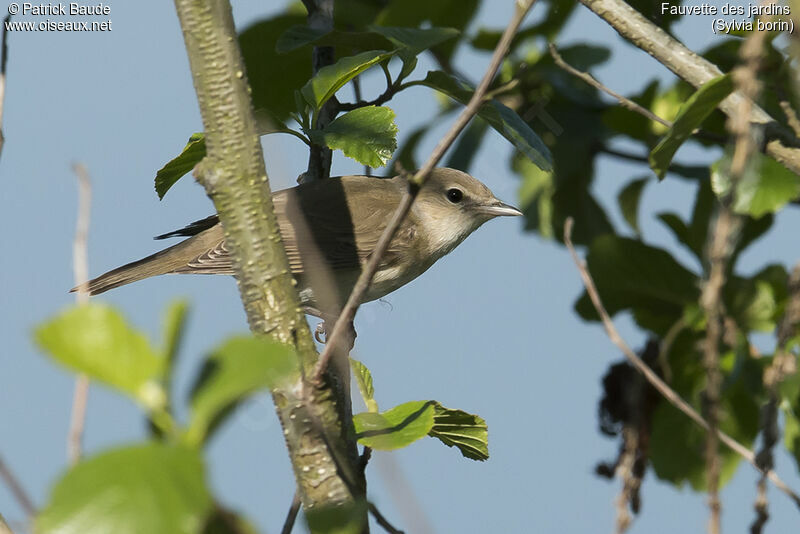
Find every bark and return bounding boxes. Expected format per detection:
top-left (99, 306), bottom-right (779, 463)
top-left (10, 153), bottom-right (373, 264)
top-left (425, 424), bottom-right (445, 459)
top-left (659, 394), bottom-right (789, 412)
top-left (172, 0), bottom-right (365, 528)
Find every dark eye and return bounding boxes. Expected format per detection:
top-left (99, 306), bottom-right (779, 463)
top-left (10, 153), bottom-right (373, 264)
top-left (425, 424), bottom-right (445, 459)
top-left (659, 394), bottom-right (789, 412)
top-left (446, 188), bottom-right (463, 203)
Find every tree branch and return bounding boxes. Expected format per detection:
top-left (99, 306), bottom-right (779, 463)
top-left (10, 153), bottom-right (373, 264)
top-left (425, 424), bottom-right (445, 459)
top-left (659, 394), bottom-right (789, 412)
top-left (0, 14), bottom-right (11, 159)
top-left (172, 0), bottom-right (364, 524)
top-left (314, 0), bottom-right (541, 381)
top-left (67, 163), bottom-right (92, 466)
top-left (563, 217), bottom-right (800, 510)
top-left (578, 0), bottom-right (800, 176)
top-left (301, 0), bottom-right (335, 182)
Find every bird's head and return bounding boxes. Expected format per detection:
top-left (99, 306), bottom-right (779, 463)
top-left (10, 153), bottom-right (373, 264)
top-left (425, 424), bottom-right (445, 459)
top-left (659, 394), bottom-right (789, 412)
top-left (413, 168), bottom-right (522, 257)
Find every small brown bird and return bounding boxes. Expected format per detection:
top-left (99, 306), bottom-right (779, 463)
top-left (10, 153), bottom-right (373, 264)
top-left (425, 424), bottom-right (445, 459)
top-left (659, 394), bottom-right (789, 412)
top-left (75, 168), bottom-right (521, 314)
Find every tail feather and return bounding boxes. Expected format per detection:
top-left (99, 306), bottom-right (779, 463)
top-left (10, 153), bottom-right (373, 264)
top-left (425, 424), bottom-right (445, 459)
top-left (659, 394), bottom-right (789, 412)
top-left (71, 229), bottom-right (222, 296)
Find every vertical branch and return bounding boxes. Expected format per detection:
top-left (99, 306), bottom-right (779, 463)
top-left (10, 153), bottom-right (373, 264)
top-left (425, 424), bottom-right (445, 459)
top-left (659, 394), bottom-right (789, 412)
top-left (300, 0), bottom-right (335, 182)
top-left (172, 0), bottom-right (364, 523)
top-left (67, 163), bottom-right (92, 465)
top-left (0, 14), bottom-right (11, 158)
top-left (752, 264), bottom-right (800, 534)
top-left (700, 21), bottom-right (766, 534)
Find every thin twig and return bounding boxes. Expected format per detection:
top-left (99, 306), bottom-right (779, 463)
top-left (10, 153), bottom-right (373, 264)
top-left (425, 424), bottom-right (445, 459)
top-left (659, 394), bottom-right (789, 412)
top-left (280, 491), bottom-right (301, 534)
top-left (68, 163), bottom-right (92, 465)
top-left (549, 43), bottom-right (669, 128)
top-left (368, 502), bottom-right (404, 534)
top-left (0, 454), bottom-right (35, 521)
top-left (0, 14), bottom-right (11, 158)
top-left (563, 217), bottom-right (800, 510)
top-left (549, 43), bottom-right (728, 145)
top-left (313, 0), bottom-right (540, 381)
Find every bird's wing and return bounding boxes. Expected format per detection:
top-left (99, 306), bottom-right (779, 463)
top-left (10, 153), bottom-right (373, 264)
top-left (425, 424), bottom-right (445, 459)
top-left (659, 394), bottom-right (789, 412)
top-left (162, 176), bottom-right (415, 276)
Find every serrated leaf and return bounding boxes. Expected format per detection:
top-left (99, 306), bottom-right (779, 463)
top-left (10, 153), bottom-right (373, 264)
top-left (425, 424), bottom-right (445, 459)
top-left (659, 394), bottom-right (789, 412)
top-left (419, 70), bottom-right (552, 171)
top-left (37, 443), bottom-right (213, 534)
top-left (35, 304), bottom-right (165, 410)
top-left (187, 335), bottom-right (299, 445)
top-left (711, 153), bottom-right (800, 217)
top-left (154, 133), bottom-right (206, 200)
top-left (650, 74), bottom-right (734, 179)
top-left (309, 106), bottom-right (397, 167)
top-left (350, 358), bottom-right (378, 413)
top-left (354, 401), bottom-right (435, 450)
top-left (617, 178), bottom-right (648, 234)
top-left (301, 50), bottom-right (395, 110)
top-left (429, 404), bottom-right (488, 461)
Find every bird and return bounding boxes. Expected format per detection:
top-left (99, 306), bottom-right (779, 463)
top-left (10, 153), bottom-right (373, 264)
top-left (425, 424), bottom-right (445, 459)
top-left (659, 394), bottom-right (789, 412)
top-left (74, 168), bottom-right (522, 315)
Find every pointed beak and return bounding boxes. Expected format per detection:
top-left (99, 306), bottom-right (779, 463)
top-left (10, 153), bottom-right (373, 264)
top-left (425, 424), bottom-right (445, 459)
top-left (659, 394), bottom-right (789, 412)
top-left (478, 200), bottom-right (523, 218)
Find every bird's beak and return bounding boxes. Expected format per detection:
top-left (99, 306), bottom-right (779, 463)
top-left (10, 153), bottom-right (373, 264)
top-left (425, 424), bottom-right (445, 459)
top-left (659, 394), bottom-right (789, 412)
top-left (478, 200), bottom-right (523, 218)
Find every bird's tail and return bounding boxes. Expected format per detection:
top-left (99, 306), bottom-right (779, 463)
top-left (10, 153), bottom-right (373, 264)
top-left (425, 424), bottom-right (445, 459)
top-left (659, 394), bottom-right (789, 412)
top-left (70, 235), bottom-right (210, 296)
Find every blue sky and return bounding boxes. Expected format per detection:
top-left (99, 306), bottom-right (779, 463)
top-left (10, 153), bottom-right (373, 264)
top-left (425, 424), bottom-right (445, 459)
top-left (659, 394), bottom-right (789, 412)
top-left (1, 1), bottom-right (799, 533)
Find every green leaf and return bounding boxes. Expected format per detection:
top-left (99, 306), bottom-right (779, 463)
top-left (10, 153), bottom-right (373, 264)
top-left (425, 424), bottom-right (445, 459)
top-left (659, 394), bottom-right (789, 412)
top-left (187, 335), bottom-right (299, 445)
top-left (36, 304), bottom-right (166, 410)
top-left (240, 13), bottom-right (312, 124)
top-left (37, 443), bottom-right (213, 534)
top-left (154, 133), bottom-right (206, 200)
top-left (711, 153), bottom-right (800, 217)
top-left (350, 358), bottom-right (378, 413)
top-left (649, 74), bottom-right (734, 179)
top-left (301, 50), bottom-right (395, 111)
top-left (574, 236), bottom-right (700, 334)
top-left (419, 70), bottom-right (552, 171)
top-left (429, 404), bottom-right (488, 461)
top-left (354, 401), bottom-right (436, 450)
top-left (617, 177), bottom-right (648, 234)
top-left (309, 106), bottom-right (397, 167)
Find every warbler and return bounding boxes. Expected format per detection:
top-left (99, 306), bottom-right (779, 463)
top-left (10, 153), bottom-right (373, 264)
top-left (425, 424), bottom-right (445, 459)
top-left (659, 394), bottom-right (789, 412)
top-left (75, 168), bottom-right (522, 313)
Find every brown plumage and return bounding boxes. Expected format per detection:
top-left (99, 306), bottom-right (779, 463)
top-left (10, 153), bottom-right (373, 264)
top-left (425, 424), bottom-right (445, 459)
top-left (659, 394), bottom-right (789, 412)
top-left (73, 168), bottom-right (522, 313)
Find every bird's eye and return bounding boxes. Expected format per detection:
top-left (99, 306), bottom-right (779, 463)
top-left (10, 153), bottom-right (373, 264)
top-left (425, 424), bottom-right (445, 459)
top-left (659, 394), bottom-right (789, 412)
top-left (446, 188), bottom-right (463, 203)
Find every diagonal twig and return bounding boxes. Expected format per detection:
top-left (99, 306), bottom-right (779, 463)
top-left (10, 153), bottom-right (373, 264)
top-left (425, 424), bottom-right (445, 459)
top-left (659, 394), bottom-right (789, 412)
top-left (0, 453), bottom-right (35, 521)
top-left (280, 492), bottom-right (301, 534)
top-left (563, 217), bottom-right (800, 511)
top-left (548, 43), bottom-right (669, 129)
top-left (68, 163), bottom-right (92, 465)
top-left (313, 0), bottom-right (540, 381)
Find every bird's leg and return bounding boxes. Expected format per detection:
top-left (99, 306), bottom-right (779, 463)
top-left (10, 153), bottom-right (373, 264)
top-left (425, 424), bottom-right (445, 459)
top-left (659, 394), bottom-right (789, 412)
top-left (314, 313), bottom-right (357, 352)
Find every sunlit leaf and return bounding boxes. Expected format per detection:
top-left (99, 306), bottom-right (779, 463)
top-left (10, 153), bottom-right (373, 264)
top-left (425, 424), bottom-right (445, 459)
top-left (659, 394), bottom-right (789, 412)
top-left (354, 401), bottom-right (435, 450)
top-left (429, 405), bottom-right (489, 461)
top-left (154, 133), bottom-right (206, 200)
top-left (301, 50), bottom-right (395, 110)
top-left (711, 153), bottom-right (800, 217)
top-left (37, 444), bottom-right (213, 534)
top-left (650, 74), bottom-right (733, 179)
top-left (350, 358), bottom-right (378, 413)
top-left (35, 304), bottom-right (165, 411)
top-left (309, 106), bottom-right (397, 167)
